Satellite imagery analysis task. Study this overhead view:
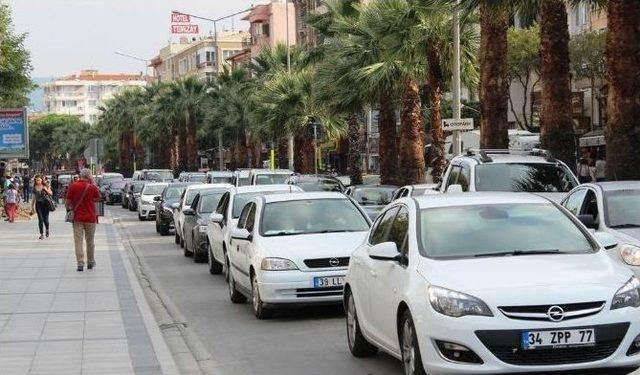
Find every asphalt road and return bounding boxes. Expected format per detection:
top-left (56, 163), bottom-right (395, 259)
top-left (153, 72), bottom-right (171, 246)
top-left (109, 206), bottom-right (401, 375)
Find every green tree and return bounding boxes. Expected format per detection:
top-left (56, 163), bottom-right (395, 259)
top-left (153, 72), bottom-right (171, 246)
top-left (0, 4), bottom-right (34, 107)
top-left (507, 24), bottom-right (541, 131)
top-left (570, 29), bottom-right (606, 129)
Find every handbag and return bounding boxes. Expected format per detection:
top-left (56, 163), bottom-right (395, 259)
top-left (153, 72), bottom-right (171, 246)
top-left (44, 192), bottom-right (57, 212)
top-left (65, 184), bottom-right (90, 223)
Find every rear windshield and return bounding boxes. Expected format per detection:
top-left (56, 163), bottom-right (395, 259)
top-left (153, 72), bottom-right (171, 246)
top-left (132, 182), bottom-right (145, 193)
top-left (187, 174), bottom-right (206, 183)
top-left (199, 193), bottom-right (224, 213)
top-left (475, 163), bottom-right (577, 193)
top-left (145, 171), bottom-right (173, 181)
top-left (142, 184), bottom-right (166, 195)
top-left (110, 181), bottom-right (126, 189)
top-left (210, 176), bottom-right (234, 184)
top-left (297, 179), bottom-right (343, 192)
top-left (255, 174), bottom-right (290, 185)
top-left (353, 187), bottom-right (395, 206)
top-left (605, 190), bottom-right (640, 228)
top-left (164, 186), bottom-right (186, 200)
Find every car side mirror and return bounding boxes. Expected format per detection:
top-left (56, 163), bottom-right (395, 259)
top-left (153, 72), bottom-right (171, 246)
top-left (577, 214), bottom-right (597, 229)
top-left (209, 213), bottom-right (223, 224)
top-left (171, 202), bottom-right (180, 209)
top-left (183, 208), bottom-right (195, 216)
top-left (368, 242), bottom-right (401, 262)
top-left (231, 228), bottom-right (252, 241)
top-left (446, 184), bottom-right (463, 193)
top-left (153, 196), bottom-right (161, 201)
top-left (593, 231), bottom-right (618, 250)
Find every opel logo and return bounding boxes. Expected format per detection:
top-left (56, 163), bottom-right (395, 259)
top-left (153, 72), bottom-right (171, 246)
top-left (329, 258), bottom-right (340, 267)
top-left (547, 305), bottom-right (565, 322)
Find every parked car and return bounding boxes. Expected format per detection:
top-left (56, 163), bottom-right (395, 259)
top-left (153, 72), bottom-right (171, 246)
top-left (562, 181), bottom-right (640, 275)
top-left (362, 175), bottom-right (381, 185)
top-left (207, 185), bottom-right (303, 277)
top-left (206, 171), bottom-right (235, 184)
top-left (182, 189), bottom-right (229, 262)
top-left (391, 184), bottom-right (438, 200)
top-left (178, 172), bottom-right (206, 183)
top-left (137, 182), bottom-right (167, 221)
top-left (439, 149), bottom-right (579, 202)
top-left (154, 182), bottom-right (194, 235)
top-left (57, 174), bottom-right (73, 197)
top-left (174, 183), bottom-right (233, 248)
top-left (344, 185), bottom-right (397, 220)
top-left (132, 169), bottom-right (174, 182)
top-left (233, 169), bottom-right (252, 187)
top-left (125, 181), bottom-right (145, 211)
top-left (248, 169), bottom-right (294, 185)
top-left (285, 175), bottom-right (345, 192)
top-left (104, 180), bottom-right (127, 205)
top-left (98, 172), bottom-right (124, 199)
top-left (226, 192), bottom-right (371, 319)
top-left (344, 192), bottom-right (638, 374)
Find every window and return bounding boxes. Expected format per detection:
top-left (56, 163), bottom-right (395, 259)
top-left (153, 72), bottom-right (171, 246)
top-left (216, 193), bottom-right (229, 221)
top-left (474, 163), bottom-right (578, 193)
top-left (198, 193), bottom-right (224, 214)
top-left (582, 190), bottom-right (600, 225)
top-left (245, 204), bottom-right (256, 232)
top-left (370, 207), bottom-right (400, 245)
top-left (459, 164), bottom-right (471, 191)
top-left (238, 202), bottom-right (253, 229)
top-left (563, 189), bottom-right (587, 215)
top-left (387, 207), bottom-right (409, 253)
top-left (445, 165), bottom-right (461, 190)
top-left (604, 190), bottom-right (640, 228)
top-left (262, 23), bottom-right (270, 37)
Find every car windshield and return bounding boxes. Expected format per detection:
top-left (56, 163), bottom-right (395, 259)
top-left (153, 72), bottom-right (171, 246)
top-left (210, 176), bottom-right (234, 184)
top-left (132, 183), bottom-right (144, 193)
top-left (352, 187), bottom-right (395, 206)
top-left (237, 177), bottom-right (251, 186)
top-left (110, 181), bottom-right (126, 189)
top-left (187, 174), bottom-right (206, 183)
top-left (232, 191), bottom-right (289, 218)
top-left (185, 188), bottom-right (208, 206)
top-left (297, 179), bottom-right (343, 192)
top-left (199, 193), bottom-right (224, 213)
top-left (145, 171), bottom-right (173, 181)
top-left (255, 174), bottom-right (290, 185)
top-left (420, 203), bottom-right (595, 258)
top-left (142, 185), bottom-right (165, 195)
top-left (605, 190), bottom-right (640, 228)
top-left (261, 199), bottom-right (369, 236)
top-left (475, 163), bottom-right (577, 193)
top-left (164, 186), bottom-right (186, 200)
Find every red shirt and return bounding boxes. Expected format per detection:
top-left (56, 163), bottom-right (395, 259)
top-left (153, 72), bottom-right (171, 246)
top-left (66, 180), bottom-right (101, 223)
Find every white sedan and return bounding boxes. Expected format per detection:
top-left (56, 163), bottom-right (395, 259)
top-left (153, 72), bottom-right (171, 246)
top-left (226, 192), bottom-right (371, 319)
top-left (344, 193), bottom-right (640, 374)
top-left (137, 182), bottom-right (167, 221)
top-left (207, 185), bottom-right (303, 277)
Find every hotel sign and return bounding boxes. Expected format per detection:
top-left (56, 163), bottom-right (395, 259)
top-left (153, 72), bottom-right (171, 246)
top-left (171, 12), bottom-right (199, 34)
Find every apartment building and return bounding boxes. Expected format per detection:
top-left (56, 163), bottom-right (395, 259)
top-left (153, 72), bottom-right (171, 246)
top-left (150, 31), bottom-right (248, 82)
top-left (42, 70), bottom-right (148, 124)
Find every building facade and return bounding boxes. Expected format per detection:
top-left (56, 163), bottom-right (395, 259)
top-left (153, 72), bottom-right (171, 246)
top-left (42, 70), bottom-right (148, 124)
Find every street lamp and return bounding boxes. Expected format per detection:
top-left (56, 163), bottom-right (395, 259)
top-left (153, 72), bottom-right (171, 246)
top-left (451, 0), bottom-right (462, 156)
top-left (114, 51), bottom-right (150, 76)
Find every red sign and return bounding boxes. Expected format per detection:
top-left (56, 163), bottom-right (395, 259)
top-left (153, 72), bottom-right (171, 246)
top-left (171, 13), bottom-right (190, 23)
top-left (171, 24), bottom-right (199, 34)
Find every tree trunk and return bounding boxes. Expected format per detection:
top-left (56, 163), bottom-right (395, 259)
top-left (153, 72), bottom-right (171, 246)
top-left (479, 3), bottom-right (510, 149)
top-left (347, 114), bottom-right (363, 185)
top-left (539, 0), bottom-right (576, 170)
top-left (378, 94), bottom-right (398, 185)
top-left (294, 134), bottom-right (315, 174)
top-left (399, 77), bottom-right (426, 185)
top-left (427, 45), bottom-right (446, 183)
top-left (185, 111), bottom-right (198, 171)
top-left (177, 120), bottom-right (187, 173)
top-left (605, 0), bottom-right (640, 180)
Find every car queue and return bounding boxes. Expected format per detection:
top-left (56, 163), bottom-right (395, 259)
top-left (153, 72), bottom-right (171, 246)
top-left (106, 155), bottom-right (640, 375)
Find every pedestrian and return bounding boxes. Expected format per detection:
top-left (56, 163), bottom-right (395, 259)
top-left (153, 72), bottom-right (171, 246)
top-left (595, 154), bottom-right (606, 182)
top-left (4, 183), bottom-right (20, 222)
top-left (22, 173), bottom-right (31, 203)
top-left (65, 168), bottom-right (101, 272)
top-left (50, 175), bottom-right (59, 203)
top-left (31, 175), bottom-right (53, 239)
top-left (577, 158), bottom-right (593, 184)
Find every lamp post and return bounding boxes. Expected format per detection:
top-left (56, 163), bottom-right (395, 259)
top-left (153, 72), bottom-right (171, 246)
top-left (452, 0), bottom-right (462, 156)
top-left (285, 0), bottom-right (295, 171)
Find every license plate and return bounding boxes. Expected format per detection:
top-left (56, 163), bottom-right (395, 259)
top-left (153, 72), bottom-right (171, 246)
top-left (521, 328), bottom-right (596, 350)
top-left (313, 276), bottom-right (345, 288)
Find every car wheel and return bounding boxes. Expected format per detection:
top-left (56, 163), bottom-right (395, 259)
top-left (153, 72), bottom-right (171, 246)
top-left (252, 274), bottom-right (271, 319)
top-left (193, 237), bottom-right (207, 263)
top-left (174, 231), bottom-right (180, 244)
top-left (208, 243), bottom-right (222, 274)
top-left (159, 224), bottom-right (169, 236)
top-left (400, 310), bottom-right (426, 375)
top-left (228, 269), bottom-right (247, 304)
top-left (345, 290), bottom-right (378, 357)
top-left (138, 214), bottom-right (144, 221)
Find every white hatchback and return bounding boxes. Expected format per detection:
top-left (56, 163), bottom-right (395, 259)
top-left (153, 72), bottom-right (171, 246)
top-left (137, 182), bottom-right (167, 221)
top-left (344, 193), bottom-right (640, 374)
top-left (226, 192), bottom-right (371, 319)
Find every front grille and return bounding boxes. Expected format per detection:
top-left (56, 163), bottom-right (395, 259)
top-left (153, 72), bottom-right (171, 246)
top-left (499, 301), bottom-right (605, 321)
top-left (303, 257), bottom-right (349, 268)
top-left (295, 286), bottom-right (343, 298)
top-left (476, 323), bottom-right (629, 366)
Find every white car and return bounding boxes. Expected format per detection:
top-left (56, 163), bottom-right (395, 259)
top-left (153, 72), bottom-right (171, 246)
top-left (137, 182), bottom-right (168, 221)
top-left (562, 181), bottom-right (640, 275)
top-left (248, 169), bottom-right (294, 185)
top-left (392, 184), bottom-right (438, 200)
top-left (344, 193), bottom-right (640, 374)
top-left (174, 183), bottom-right (233, 248)
top-left (207, 185), bottom-right (303, 277)
top-left (226, 192), bottom-right (371, 319)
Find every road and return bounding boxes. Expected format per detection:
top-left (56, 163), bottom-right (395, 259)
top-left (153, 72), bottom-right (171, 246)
top-left (110, 206), bottom-right (401, 375)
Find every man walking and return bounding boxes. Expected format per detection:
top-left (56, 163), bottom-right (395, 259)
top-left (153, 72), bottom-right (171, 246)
top-left (22, 173), bottom-right (31, 203)
top-left (65, 169), bottom-right (101, 272)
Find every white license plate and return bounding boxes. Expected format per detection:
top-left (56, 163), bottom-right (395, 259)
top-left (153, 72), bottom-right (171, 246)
top-left (313, 276), bottom-right (345, 288)
top-left (521, 328), bottom-right (596, 350)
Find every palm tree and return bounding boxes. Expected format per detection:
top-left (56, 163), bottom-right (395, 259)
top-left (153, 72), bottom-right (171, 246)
top-left (605, 0), bottom-right (640, 179)
top-left (169, 76), bottom-right (208, 172)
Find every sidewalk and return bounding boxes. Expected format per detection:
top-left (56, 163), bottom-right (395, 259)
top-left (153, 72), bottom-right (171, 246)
top-left (0, 208), bottom-right (178, 375)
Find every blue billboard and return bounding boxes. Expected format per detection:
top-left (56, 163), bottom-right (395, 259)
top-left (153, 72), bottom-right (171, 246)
top-left (0, 108), bottom-right (29, 159)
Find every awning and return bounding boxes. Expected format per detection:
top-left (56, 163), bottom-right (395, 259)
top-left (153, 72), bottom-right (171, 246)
top-left (579, 129), bottom-right (605, 147)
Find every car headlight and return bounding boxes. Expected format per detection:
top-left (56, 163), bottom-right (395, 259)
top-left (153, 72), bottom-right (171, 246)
top-left (611, 277), bottom-right (640, 310)
top-left (198, 225), bottom-right (207, 233)
top-left (260, 258), bottom-right (298, 271)
top-left (621, 244), bottom-right (640, 266)
top-left (428, 285), bottom-right (493, 317)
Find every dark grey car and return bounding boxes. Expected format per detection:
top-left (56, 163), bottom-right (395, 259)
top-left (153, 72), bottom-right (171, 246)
top-left (154, 182), bottom-right (194, 235)
top-left (182, 191), bottom-right (225, 263)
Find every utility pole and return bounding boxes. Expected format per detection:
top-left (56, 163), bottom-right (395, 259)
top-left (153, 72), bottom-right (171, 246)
top-left (452, 0), bottom-right (462, 156)
top-left (286, 0), bottom-right (295, 171)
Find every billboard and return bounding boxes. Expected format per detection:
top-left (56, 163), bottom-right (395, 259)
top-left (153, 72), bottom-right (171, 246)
top-left (171, 12), bottom-right (199, 34)
top-left (0, 108), bottom-right (29, 159)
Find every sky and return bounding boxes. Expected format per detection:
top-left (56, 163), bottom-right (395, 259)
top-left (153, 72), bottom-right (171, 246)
top-left (8, 0), bottom-right (256, 78)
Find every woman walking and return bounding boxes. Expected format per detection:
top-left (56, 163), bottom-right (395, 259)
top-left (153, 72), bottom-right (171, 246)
top-left (31, 175), bottom-right (53, 239)
top-left (4, 184), bottom-right (20, 222)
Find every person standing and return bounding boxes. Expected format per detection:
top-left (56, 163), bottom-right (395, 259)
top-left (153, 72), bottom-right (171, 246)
top-left (31, 175), bottom-right (53, 239)
top-left (577, 158), bottom-right (593, 184)
top-left (50, 176), bottom-right (59, 202)
top-left (4, 183), bottom-right (20, 222)
top-left (22, 174), bottom-right (31, 203)
top-left (595, 155), bottom-right (606, 182)
top-left (65, 169), bottom-right (100, 272)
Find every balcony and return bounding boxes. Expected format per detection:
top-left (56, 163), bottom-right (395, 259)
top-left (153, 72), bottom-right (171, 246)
top-left (197, 61), bottom-right (216, 69)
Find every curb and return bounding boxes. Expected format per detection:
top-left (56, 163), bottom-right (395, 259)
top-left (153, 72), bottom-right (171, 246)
top-left (113, 215), bottom-right (220, 375)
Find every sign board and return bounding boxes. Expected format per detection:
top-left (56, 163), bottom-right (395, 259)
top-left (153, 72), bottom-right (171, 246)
top-left (171, 13), bottom-right (190, 23)
top-left (0, 108), bottom-right (29, 159)
top-left (443, 118), bottom-right (474, 131)
top-left (171, 24), bottom-right (199, 34)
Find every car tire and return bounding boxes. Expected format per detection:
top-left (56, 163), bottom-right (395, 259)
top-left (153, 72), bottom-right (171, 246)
top-left (345, 290), bottom-right (378, 357)
top-left (251, 275), bottom-right (272, 319)
top-left (208, 243), bottom-right (223, 275)
top-left (159, 224), bottom-right (169, 236)
top-left (193, 237), bottom-right (207, 263)
top-left (138, 214), bottom-right (144, 221)
top-left (228, 269), bottom-right (247, 304)
top-left (174, 231), bottom-right (180, 244)
top-left (399, 310), bottom-right (426, 375)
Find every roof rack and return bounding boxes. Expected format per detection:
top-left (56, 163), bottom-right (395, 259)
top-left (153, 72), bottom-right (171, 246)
top-left (464, 148), bottom-right (555, 163)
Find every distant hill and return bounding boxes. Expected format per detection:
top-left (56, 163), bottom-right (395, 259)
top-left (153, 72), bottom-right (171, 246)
top-left (28, 77), bottom-right (53, 113)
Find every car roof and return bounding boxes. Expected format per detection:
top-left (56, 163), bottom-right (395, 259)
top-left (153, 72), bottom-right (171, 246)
top-left (352, 184), bottom-right (398, 190)
top-left (234, 184), bottom-right (300, 194)
top-left (404, 184), bottom-right (437, 189)
top-left (166, 182), bottom-right (195, 187)
top-left (454, 150), bottom-right (557, 165)
top-left (595, 181), bottom-right (640, 192)
top-left (262, 191), bottom-right (348, 203)
top-left (413, 192), bottom-right (552, 209)
top-left (207, 171), bottom-right (234, 176)
top-left (186, 183), bottom-right (232, 191)
top-left (250, 169), bottom-right (293, 174)
top-left (142, 182), bottom-right (168, 187)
